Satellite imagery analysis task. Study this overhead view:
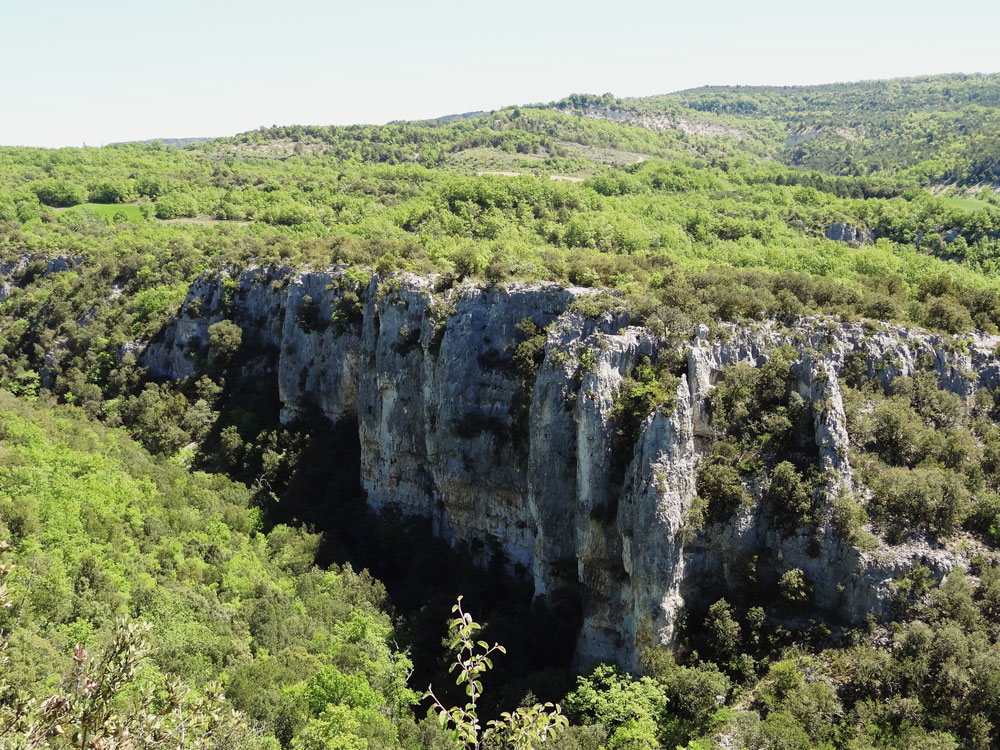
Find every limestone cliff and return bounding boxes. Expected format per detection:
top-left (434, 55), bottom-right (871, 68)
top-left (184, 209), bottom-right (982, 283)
top-left (143, 267), bottom-right (999, 669)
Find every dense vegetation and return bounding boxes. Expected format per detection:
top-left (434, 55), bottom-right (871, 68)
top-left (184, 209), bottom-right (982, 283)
top-left (0, 392), bottom-right (447, 748)
top-left (3, 73), bottom-right (1000, 748)
top-left (580, 73), bottom-right (1000, 185)
top-left (672, 358), bottom-right (1000, 748)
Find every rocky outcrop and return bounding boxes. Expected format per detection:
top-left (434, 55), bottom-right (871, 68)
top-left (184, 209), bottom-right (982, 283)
top-left (0, 254), bottom-right (84, 301)
top-left (825, 222), bottom-right (874, 245)
top-left (143, 268), bottom-right (999, 670)
top-left (574, 106), bottom-right (748, 140)
top-left (784, 124), bottom-right (868, 148)
top-left (144, 266), bottom-right (291, 380)
top-left (279, 270), bottom-right (364, 423)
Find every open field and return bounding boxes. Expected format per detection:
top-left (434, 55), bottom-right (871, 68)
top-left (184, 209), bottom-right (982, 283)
top-left (55, 202), bottom-right (146, 221)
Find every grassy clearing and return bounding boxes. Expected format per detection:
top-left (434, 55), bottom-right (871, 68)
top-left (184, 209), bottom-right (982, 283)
top-left (942, 195), bottom-right (991, 212)
top-left (59, 203), bottom-right (147, 222)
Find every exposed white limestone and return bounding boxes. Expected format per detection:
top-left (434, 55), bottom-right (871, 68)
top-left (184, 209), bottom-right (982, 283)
top-left (143, 269), bottom-right (999, 669)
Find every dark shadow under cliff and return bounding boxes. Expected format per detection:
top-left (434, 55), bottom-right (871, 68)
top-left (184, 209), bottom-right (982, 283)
top-left (253, 412), bottom-right (582, 716)
top-left (173, 325), bottom-right (582, 713)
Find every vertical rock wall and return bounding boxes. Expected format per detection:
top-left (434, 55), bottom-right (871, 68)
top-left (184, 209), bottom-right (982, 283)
top-left (144, 267), bottom-right (1000, 669)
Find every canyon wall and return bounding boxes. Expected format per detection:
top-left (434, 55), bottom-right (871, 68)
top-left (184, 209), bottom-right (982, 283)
top-left (144, 267), bottom-right (1000, 669)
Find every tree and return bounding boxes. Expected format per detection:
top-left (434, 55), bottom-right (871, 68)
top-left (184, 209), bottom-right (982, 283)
top-left (766, 462), bottom-right (812, 523)
top-left (705, 599), bottom-right (741, 660)
top-left (88, 180), bottom-right (137, 204)
top-left (564, 664), bottom-right (668, 750)
top-left (427, 597), bottom-right (568, 749)
top-left (208, 319), bottom-right (243, 364)
top-left (33, 180), bottom-right (85, 207)
top-left (778, 569), bottom-right (811, 606)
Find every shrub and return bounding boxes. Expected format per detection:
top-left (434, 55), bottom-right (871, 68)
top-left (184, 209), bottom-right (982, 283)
top-left (698, 461), bottom-right (750, 521)
top-left (208, 319), bottom-right (243, 363)
top-left (704, 598), bottom-right (741, 660)
top-left (864, 465), bottom-right (972, 536)
top-left (766, 461), bottom-right (813, 524)
top-left (154, 191), bottom-right (198, 218)
top-left (611, 354), bottom-right (682, 443)
top-left (923, 296), bottom-right (974, 333)
top-left (89, 179), bottom-right (137, 204)
top-left (297, 294), bottom-right (326, 333)
top-left (831, 490), bottom-right (877, 549)
top-left (778, 569), bottom-right (811, 605)
top-left (565, 664), bottom-right (668, 750)
top-left (261, 201), bottom-right (313, 226)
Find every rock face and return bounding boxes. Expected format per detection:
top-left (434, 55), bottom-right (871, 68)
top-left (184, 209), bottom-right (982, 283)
top-left (0, 254), bottom-right (84, 301)
top-left (143, 266), bottom-right (292, 380)
top-left (573, 106), bottom-right (748, 140)
top-left (825, 222), bottom-right (875, 245)
top-left (144, 268), bottom-right (1000, 670)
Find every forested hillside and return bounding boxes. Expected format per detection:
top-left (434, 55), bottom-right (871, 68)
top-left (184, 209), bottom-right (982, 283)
top-left (0, 393), bottom-right (436, 748)
top-left (573, 73), bottom-right (1000, 185)
top-left (2, 74), bottom-right (1000, 749)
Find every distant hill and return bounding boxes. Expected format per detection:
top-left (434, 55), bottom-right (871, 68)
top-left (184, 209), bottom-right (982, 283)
top-left (549, 73), bottom-right (1000, 183)
top-left (428, 110), bottom-right (487, 123)
top-left (109, 136), bottom-right (213, 148)
top-left (213, 73), bottom-right (999, 186)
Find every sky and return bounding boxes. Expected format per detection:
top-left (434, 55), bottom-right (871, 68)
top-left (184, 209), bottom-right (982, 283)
top-left (2, 0), bottom-right (999, 147)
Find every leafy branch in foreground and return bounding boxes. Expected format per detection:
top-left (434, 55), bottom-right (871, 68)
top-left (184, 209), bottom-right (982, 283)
top-left (0, 540), bottom-right (246, 749)
top-left (426, 596), bottom-right (568, 750)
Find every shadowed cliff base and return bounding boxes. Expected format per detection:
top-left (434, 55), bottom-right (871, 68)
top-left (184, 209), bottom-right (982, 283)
top-left (157, 324), bottom-right (585, 715)
top-left (254, 412), bottom-right (583, 717)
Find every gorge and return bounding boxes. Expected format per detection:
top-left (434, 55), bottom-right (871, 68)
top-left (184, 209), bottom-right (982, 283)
top-left (141, 266), bottom-right (991, 670)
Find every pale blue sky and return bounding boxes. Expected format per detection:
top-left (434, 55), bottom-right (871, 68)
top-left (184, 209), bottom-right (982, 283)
top-left (2, 0), bottom-right (998, 147)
